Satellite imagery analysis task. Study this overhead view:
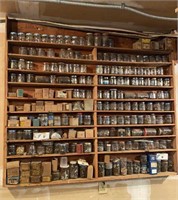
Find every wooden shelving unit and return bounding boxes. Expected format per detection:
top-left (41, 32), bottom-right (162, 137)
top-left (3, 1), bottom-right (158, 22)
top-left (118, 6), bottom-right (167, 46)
top-left (4, 18), bottom-right (177, 187)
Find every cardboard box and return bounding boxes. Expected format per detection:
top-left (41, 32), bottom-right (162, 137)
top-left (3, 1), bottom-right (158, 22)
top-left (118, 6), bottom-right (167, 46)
top-left (31, 170), bottom-right (41, 176)
top-left (36, 106), bottom-right (44, 111)
top-left (133, 41), bottom-right (142, 49)
top-left (19, 117), bottom-right (28, 121)
top-left (36, 101), bottom-right (44, 106)
top-left (42, 176), bottom-right (51, 182)
top-left (84, 100), bottom-right (93, 111)
top-left (33, 132), bottom-right (50, 140)
top-left (55, 90), bottom-right (67, 98)
top-left (8, 92), bottom-right (17, 97)
top-left (20, 171), bottom-right (30, 177)
top-left (20, 120), bottom-right (31, 127)
top-left (51, 105), bottom-right (58, 112)
top-left (20, 162), bottom-right (30, 171)
top-left (8, 120), bottom-right (19, 127)
top-left (24, 104), bottom-right (31, 112)
top-left (49, 89), bottom-right (54, 98)
top-left (68, 129), bottom-right (77, 138)
top-left (9, 105), bottom-right (15, 112)
top-left (42, 162), bottom-right (51, 177)
top-left (77, 131), bottom-right (85, 138)
top-left (67, 90), bottom-right (72, 98)
top-left (43, 88), bottom-right (49, 98)
top-left (31, 103), bottom-right (36, 111)
top-left (45, 104), bottom-right (52, 112)
top-left (52, 158), bottom-right (58, 171)
top-left (141, 38), bottom-right (151, 50)
top-left (7, 161), bottom-right (20, 177)
top-left (16, 89), bottom-right (24, 97)
top-left (7, 176), bottom-right (19, 185)
top-left (16, 106), bottom-right (24, 111)
top-left (69, 117), bottom-right (79, 126)
top-left (30, 176), bottom-right (41, 183)
top-left (57, 103), bottom-right (63, 111)
top-left (32, 118), bottom-right (40, 127)
top-left (85, 129), bottom-right (94, 138)
top-left (34, 89), bottom-right (43, 98)
top-left (20, 176), bottom-right (30, 183)
top-left (65, 103), bottom-right (72, 111)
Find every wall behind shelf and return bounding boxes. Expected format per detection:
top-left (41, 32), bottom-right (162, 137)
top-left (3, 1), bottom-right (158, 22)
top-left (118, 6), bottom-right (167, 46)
top-left (0, 20), bottom-right (178, 200)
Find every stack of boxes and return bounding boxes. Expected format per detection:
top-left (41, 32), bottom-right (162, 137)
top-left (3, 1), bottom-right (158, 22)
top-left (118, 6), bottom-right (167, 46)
top-left (30, 161), bottom-right (42, 183)
top-left (6, 161), bottom-right (20, 185)
top-left (20, 162), bottom-right (30, 183)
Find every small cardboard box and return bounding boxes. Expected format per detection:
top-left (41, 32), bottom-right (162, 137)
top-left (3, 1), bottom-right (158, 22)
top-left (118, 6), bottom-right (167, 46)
top-left (7, 161), bottom-right (20, 177)
top-left (20, 171), bottom-right (30, 177)
top-left (42, 176), bottom-right (51, 182)
top-left (65, 103), bottom-right (72, 111)
top-left (8, 120), bottom-right (19, 127)
top-left (9, 105), bottom-right (15, 112)
top-left (20, 120), bottom-right (31, 127)
top-left (16, 89), bottom-right (24, 97)
top-left (19, 117), bottom-right (28, 121)
top-left (77, 131), bottom-right (85, 138)
top-left (20, 176), bottom-right (30, 183)
top-left (42, 162), bottom-right (51, 177)
top-left (68, 129), bottom-right (77, 139)
top-left (34, 89), bottom-right (43, 98)
top-left (52, 159), bottom-right (58, 172)
top-left (24, 104), bottom-right (31, 112)
top-left (49, 89), bottom-right (54, 98)
top-left (8, 92), bottom-right (17, 97)
top-left (57, 103), bottom-right (63, 111)
top-left (33, 132), bottom-right (50, 140)
top-left (36, 106), bottom-right (44, 111)
top-left (20, 162), bottom-right (30, 171)
top-left (43, 88), bottom-right (49, 98)
top-left (69, 117), bottom-right (79, 126)
top-left (55, 90), bottom-right (67, 98)
top-left (31, 170), bottom-right (41, 176)
top-left (85, 129), bottom-right (94, 138)
top-left (67, 90), bottom-right (72, 98)
top-left (31, 103), bottom-right (36, 111)
top-left (45, 104), bottom-right (52, 112)
top-left (84, 100), bottom-right (93, 111)
top-left (32, 118), bottom-right (40, 127)
top-left (30, 176), bottom-right (41, 183)
top-left (51, 105), bottom-right (58, 112)
top-left (36, 101), bottom-right (44, 106)
top-left (7, 176), bottom-right (19, 185)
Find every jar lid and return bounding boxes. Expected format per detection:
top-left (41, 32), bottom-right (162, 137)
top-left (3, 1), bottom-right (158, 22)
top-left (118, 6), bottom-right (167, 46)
top-left (18, 32), bottom-right (25, 35)
top-left (70, 161), bottom-right (77, 165)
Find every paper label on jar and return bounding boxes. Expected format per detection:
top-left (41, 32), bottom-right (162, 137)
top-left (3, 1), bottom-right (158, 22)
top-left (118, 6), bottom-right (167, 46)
top-left (156, 153), bottom-right (168, 161)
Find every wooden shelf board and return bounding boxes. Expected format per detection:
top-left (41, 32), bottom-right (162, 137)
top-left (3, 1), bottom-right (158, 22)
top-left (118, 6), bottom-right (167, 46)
top-left (7, 138), bottom-right (96, 143)
top-left (97, 124), bottom-right (175, 127)
top-left (98, 149), bottom-right (177, 154)
top-left (8, 110), bottom-right (94, 114)
top-left (97, 135), bottom-right (176, 139)
top-left (98, 85), bottom-right (173, 89)
top-left (8, 82), bottom-right (94, 88)
top-left (4, 172), bottom-right (177, 188)
top-left (7, 125), bottom-right (95, 129)
top-left (8, 40), bottom-right (171, 55)
top-left (7, 97), bottom-right (92, 101)
top-left (7, 152), bottom-right (95, 159)
top-left (97, 99), bottom-right (175, 102)
top-left (8, 69), bottom-right (95, 76)
top-left (97, 74), bottom-right (173, 78)
top-left (8, 54), bottom-right (171, 66)
top-left (97, 111), bottom-right (174, 113)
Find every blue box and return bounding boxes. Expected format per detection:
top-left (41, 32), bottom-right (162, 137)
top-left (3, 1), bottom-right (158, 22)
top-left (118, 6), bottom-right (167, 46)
top-left (147, 154), bottom-right (156, 162)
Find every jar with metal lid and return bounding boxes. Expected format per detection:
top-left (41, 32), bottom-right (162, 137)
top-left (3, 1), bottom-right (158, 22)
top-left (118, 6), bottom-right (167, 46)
top-left (108, 38), bottom-right (114, 47)
top-left (150, 78), bottom-right (157, 86)
top-left (17, 74), bottom-right (25, 82)
top-left (86, 76), bottom-right (92, 84)
top-left (60, 166), bottom-right (69, 180)
top-left (97, 101), bottom-right (103, 110)
top-left (144, 128), bottom-right (157, 136)
top-left (64, 35), bottom-right (71, 44)
top-left (131, 102), bottom-right (138, 111)
top-left (16, 145), bottom-right (25, 155)
top-left (117, 128), bottom-right (126, 136)
top-left (105, 162), bottom-right (112, 176)
top-left (127, 160), bottom-right (133, 175)
top-left (10, 32), bottom-right (18, 40)
top-left (8, 144), bottom-right (16, 155)
top-left (154, 140), bottom-right (160, 149)
top-left (112, 159), bottom-right (120, 176)
top-left (98, 141), bottom-right (104, 152)
top-left (144, 115), bottom-right (152, 124)
top-left (69, 161), bottom-right (78, 179)
top-left (28, 143), bottom-right (36, 155)
top-left (131, 128), bottom-right (143, 136)
top-left (54, 116), bottom-right (61, 126)
top-left (103, 102), bottom-right (110, 110)
top-left (111, 115), bottom-right (117, 125)
top-left (117, 90), bottom-right (124, 99)
top-left (124, 102), bottom-right (131, 111)
top-left (157, 78), bottom-right (163, 86)
top-left (161, 160), bottom-right (168, 172)
top-left (61, 114), bottom-right (69, 126)
top-left (10, 73), bottom-right (17, 82)
top-left (140, 155), bottom-right (147, 165)
top-left (18, 59), bottom-right (26, 70)
top-left (42, 142), bottom-right (53, 154)
top-left (97, 116), bottom-right (103, 125)
top-left (8, 130), bottom-right (16, 140)
top-left (79, 163), bottom-right (88, 178)
top-left (86, 33), bottom-right (94, 46)
top-left (26, 74), bottom-right (34, 82)
top-left (110, 128), bottom-right (116, 136)
top-left (166, 140), bottom-right (172, 149)
top-left (96, 65), bottom-right (103, 74)
top-left (71, 75), bottom-right (77, 84)
top-left (164, 91), bottom-right (170, 99)
top-left (83, 142), bottom-right (92, 152)
top-left (157, 67), bottom-right (164, 75)
top-left (149, 91), bottom-right (157, 99)
top-left (84, 115), bottom-right (92, 125)
top-left (36, 48), bottom-right (45, 56)
top-left (124, 115), bottom-right (130, 124)
top-left (103, 90), bottom-right (110, 99)
top-left (19, 47), bottom-right (28, 55)
top-left (102, 33), bottom-right (109, 47)
top-left (26, 61), bottom-right (33, 70)
top-left (146, 102), bottom-right (153, 111)
top-left (23, 130), bottom-right (32, 139)
top-left (164, 102), bottom-right (171, 111)
top-left (164, 114), bottom-right (173, 124)
top-left (98, 162), bottom-right (105, 177)
top-left (156, 115), bottom-right (164, 124)
top-left (41, 34), bottom-right (49, 42)
top-left (56, 35), bottom-right (64, 44)
top-left (49, 75), bottom-right (56, 83)
top-left (10, 60), bottom-right (18, 69)
top-left (47, 48), bottom-right (55, 57)
top-left (158, 127), bottom-right (172, 135)
top-left (168, 159), bottom-right (174, 172)
top-left (119, 141), bottom-right (125, 151)
top-left (139, 141), bottom-right (148, 150)
top-left (153, 102), bottom-right (161, 111)
top-left (131, 115), bottom-right (138, 124)
top-left (159, 139), bottom-right (167, 149)
top-left (117, 102), bottom-right (124, 110)
top-left (49, 34), bottom-right (56, 43)
top-left (33, 33), bottom-right (41, 42)
top-left (120, 157), bottom-right (127, 175)
top-left (25, 33), bottom-right (33, 41)
top-left (117, 115), bottom-right (124, 125)
top-left (43, 62), bottom-right (50, 71)
top-left (103, 53), bottom-right (110, 61)
top-left (132, 141), bottom-right (139, 150)
top-left (69, 143), bottom-right (77, 153)
top-left (125, 141), bottom-right (132, 150)
top-left (110, 89), bottom-right (117, 99)
top-left (94, 33), bottom-right (102, 46)
top-left (28, 47), bottom-right (37, 55)
top-left (36, 145), bottom-right (45, 155)
top-left (138, 102), bottom-right (146, 111)
top-left (151, 114), bottom-right (156, 124)
top-left (110, 102), bottom-right (117, 110)
top-left (103, 116), bottom-right (110, 125)
top-left (110, 76), bottom-right (117, 85)
top-left (163, 78), bottom-right (171, 86)
top-left (17, 32), bottom-right (25, 41)
top-left (157, 91), bottom-right (164, 99)
top-left (133, 160), bottom-right (140, 174)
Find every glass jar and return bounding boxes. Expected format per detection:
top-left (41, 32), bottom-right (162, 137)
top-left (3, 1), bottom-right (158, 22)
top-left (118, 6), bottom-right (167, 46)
top-left (111, 141), bottom-right (119, 151)
top-left (8, 130), bottom-right (16, 140)
top-left (37, 48), bottom-right (45, 56)
top-left (144, 115), bottom-right (152, 124)
top-left (36, 145), bottom-right (45, 155)
top-left (86, 33), bottom-right (94, 46)
top-left (8, 144), bottom-right (16, 155)
top-left (79, 164), bottom-right (88, 178)
top-left (56, 35), bottom-right (64, 44)
top-left (28, 47), bottom-right (37, 55)
top-left (98, 162), bottom-right (105, 177)
top-left (124, 115), bottom-right (130, 124)
top-left (131, 115), bottom-right (138, 124)
top-left (10, 32), bottom-right (18, 40)
top-left (112, 159), bottom-right (120, 176)
top-left (49, 34), bottom-right (56, 43)
top-left (120, 157), bottom-right (127, 176)
top-left (33, 33), bottom-right (41, 42)
top-left (161, 160), bottom-right (168, 172)
top-left (164, 114), bottom-right (173, 124)
top-left (159, 139), bottom-right (167, 149)
top-left (28, 143), bottom-right (36, 155)
top-left (10, 73), bottom-right (17, 82)
top-left (17, 32), bottom-right (25, 41)
top-left (125, 141), bottom-right (132, 150)
top-left (64, 35), bottom-right (72, 44)
top-left (23, 130), bottom-right (32, 139)
top-left (19, 47), bottom-right (28, 55)
top-left (69, 161), bottom-right (78, 179)
top-left (71, 36), bottom-right (79, 45)
top-left (119, 141), bottom-right (125, 151)
top-left (127, 160), bottom-right (133, 175)
top-left (10, 60), bottom-right (18, 69)
top-left (156, 115), bottom-right (164, 124)
top-left (94, 33), bottom-right (102, 46)
top-left (84, 115), bottom-right (92, 125)
top-left (61, 114), bottom-right (69, 126)
top-left (102, 33), bottom-right (109, 46)
top-left (105, 162), bottom-right (112, 176)
top-left (41, 34), bottom-right (49, 42)
top-left (26, 61), bottom-right (33, 70)
top-left (17, 74), bottom-right (25, 82)
top-left (133, 160), bottom-right (140, 174)
top-left (83, 142), bottom-right (92, 153)
top-left (60, 166), bottom-right (69, 180)
top-left (25, 33), bottom-right (33, 41)
top-left (47, 49), bottom-right (55, 57)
